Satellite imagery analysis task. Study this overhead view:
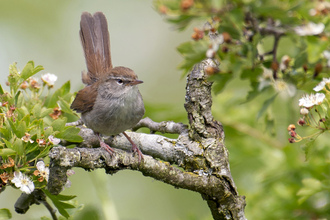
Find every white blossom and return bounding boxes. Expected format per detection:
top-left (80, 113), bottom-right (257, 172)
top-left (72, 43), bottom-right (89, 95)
top-left (48, 135), bottom-right (60, 145)
top-left (313, 81), bottom-right (326, 92)
top-left (41, 73), bottom-right (58, 87)
top-left (313, 78), bottom-right (330, 91)
top-left (294, 22), bottom-right (324, 36)
top-left (36, 161), bottom-right (49, 182)
top-left (299, 93), bottom-right (326, 108)
top-left (273, 80), bottom-right (296, 97)
top-left (11, 171), bottom-right (34, 194)
top-left (21, 133), bottom-right (34, 143)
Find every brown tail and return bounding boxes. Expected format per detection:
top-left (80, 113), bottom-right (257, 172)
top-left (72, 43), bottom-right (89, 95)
top-left (80, 12), bottom-right (113, 85)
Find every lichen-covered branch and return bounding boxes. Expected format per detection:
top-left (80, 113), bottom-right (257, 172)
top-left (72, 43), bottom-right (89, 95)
top-left (44, 62), bottom-right (247, 220)
top-left (132, 117), bottom-right (188, 134)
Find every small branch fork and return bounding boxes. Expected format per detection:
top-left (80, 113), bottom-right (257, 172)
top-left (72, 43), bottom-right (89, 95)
top-left (245, 12), bottom-right (286, 78)
top-left (15, 62), bottom-right (246, 220)
top-left (14, 189), bottom-right (58, 220)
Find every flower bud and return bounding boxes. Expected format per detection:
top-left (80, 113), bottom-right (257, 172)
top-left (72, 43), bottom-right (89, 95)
top-left (289, 130), bottom-right (297, 137)
top-left (300, 108), bottom-right (309, 115)
top-left (222, 32), bottom-right (231, 43)
top-left (288, 138), bottom-right (295, 143)
top-left (297, 119), bottom-right (306, 126)
top-left (271, 61), bottom-right (279, 72)
top-left (287, 124), bottom-right (296, 131)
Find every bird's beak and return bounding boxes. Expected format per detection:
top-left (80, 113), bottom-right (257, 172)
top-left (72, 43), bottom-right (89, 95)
top-left (129, 79), bottom-right (143, 86)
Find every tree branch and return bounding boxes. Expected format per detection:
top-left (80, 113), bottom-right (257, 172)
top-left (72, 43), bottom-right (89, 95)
top-left (14, 189), bottom-right (57, 220)
top-left (43, 62), bottom-right (247, 220)
top-left (132, 117), bottom-right (188, 134)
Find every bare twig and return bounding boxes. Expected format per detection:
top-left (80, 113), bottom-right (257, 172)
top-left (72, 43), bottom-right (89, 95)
top-left (65, 119), bottom-right (83, 127)
top-left (132, 117), bottom-right (188, 134)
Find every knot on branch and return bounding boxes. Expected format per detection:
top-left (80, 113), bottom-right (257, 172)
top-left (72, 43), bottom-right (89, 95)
top-left (184, 63), bottom-right (224, 141)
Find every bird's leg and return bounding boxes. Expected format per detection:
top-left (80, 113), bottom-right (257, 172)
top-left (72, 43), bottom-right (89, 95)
top-left (96, 132), bottom-right (115, 156)
top-left (122, 132), bottom-right (143, 162)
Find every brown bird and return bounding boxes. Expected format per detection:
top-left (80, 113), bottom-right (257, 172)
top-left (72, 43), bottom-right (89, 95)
top-left (71, 12), bottom-right (145, 161)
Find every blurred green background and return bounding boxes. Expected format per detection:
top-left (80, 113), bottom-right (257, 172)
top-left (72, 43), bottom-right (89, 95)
top-left (1, 0), bottom-right (330, 220)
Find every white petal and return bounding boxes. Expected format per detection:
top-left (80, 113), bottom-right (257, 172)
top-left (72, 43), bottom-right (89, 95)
top-left (287, 84), bottom-right (296, 97)
top-left (313, 81), bottom-right (326, 91)
top-left (36, 161), bottom-right (46, 172)
top-left (20, 181), bottom-right (35, 194)
top-left (315, 93), bottom-right (325, 104)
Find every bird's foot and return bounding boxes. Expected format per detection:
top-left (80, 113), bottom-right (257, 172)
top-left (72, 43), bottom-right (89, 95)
top-left (131, 143), bottom-right (144, 163)
top-left (100, 141), bottom-right (115, 156)
top-left (122, 132), bottom-right (143, 163)
top-left (96, 132), bottom-right (115, 156)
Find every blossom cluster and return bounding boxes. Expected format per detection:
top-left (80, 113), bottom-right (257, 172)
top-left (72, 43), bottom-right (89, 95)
top-left (288, 78), bottom-right (329, 143)
top-left (0, 160), bottom-right (74, 194)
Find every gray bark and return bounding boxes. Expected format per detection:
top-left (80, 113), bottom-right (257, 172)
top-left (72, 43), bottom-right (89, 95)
top-left (44, 62), bottom-right (246, 219)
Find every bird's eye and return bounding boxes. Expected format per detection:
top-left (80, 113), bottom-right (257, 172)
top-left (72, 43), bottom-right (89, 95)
top-left (116, 79), bottom-right (123, 85)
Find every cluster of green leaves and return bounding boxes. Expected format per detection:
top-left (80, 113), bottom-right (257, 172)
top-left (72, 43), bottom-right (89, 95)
top-left (154, 0), bottom-right (330, 219)
top-left (155, 0), bottom-right (330, 113)
top-left (0, 61), bottom-right (83, 219)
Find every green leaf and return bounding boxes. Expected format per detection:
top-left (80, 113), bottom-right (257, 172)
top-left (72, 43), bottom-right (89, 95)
top-left (40, 108), bottom-right (53, 118)
top-left (14, 91), bottom-right (24, 108)
top-left (57, 97), bottom-right (73, 114)
top-left (306, 36), bottom-right (329, 63)
top-left (56, 127), bottom-right (83, 143)
top-left (243, 81), bottom-right (266, 103)
top-left (166, 15), bottom-right (195, 31)
top-left (218, 25), bottom-right (241, 40)
top-left (294, 51), bottom-right (307, 69)
top-left (13, 138), bottom-right (24, 156)
top-left (0, 148), bottom-right (16, 157)
top-left (47, 81), bottom-right (71, 108)
top-left (20, 61), bottom-right (44, 81)
top-left (44, 127), bottom-right (54, 139)
top-left (7, 119), bottom-right (18, 138)
top-left (0, 84), bottom-right (4, 95)
top-left (240, 68), bottom-right (263, 81)
top-left (0, 127), bottom-right (11, 140)
top-left (2, 138), bottom-right (14, 150)
top-left (177, 40), bottom-right (209, 75)
top-left (51, 118), bottom-right (67, 132)
top-left (32, 103), bottom-right (42, 118)
top-left (211, 74), bottom-right (234, 94)
top-left (177, 42), bottom-right (195, 54)
top-left (43, 189), bottom-right (76, 219)
top-left (300, 138), bottom-right (317, 160)
top-left (25, 141), bottom-right (39, 154)
top-left (16, 120), bottom-right (26, 138)
top-left (264, 113), bottom-right (276, 136)
top-left (256, 94), bottom-right (278, 120)
top-left (297, 178), bottom-right (323, 204)
top-left (0, 208), bottom-right (12, 220)
top-left (55, 194), bottom-right (77, 201)
top-left (61, 81), bottom-right (71, 95)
